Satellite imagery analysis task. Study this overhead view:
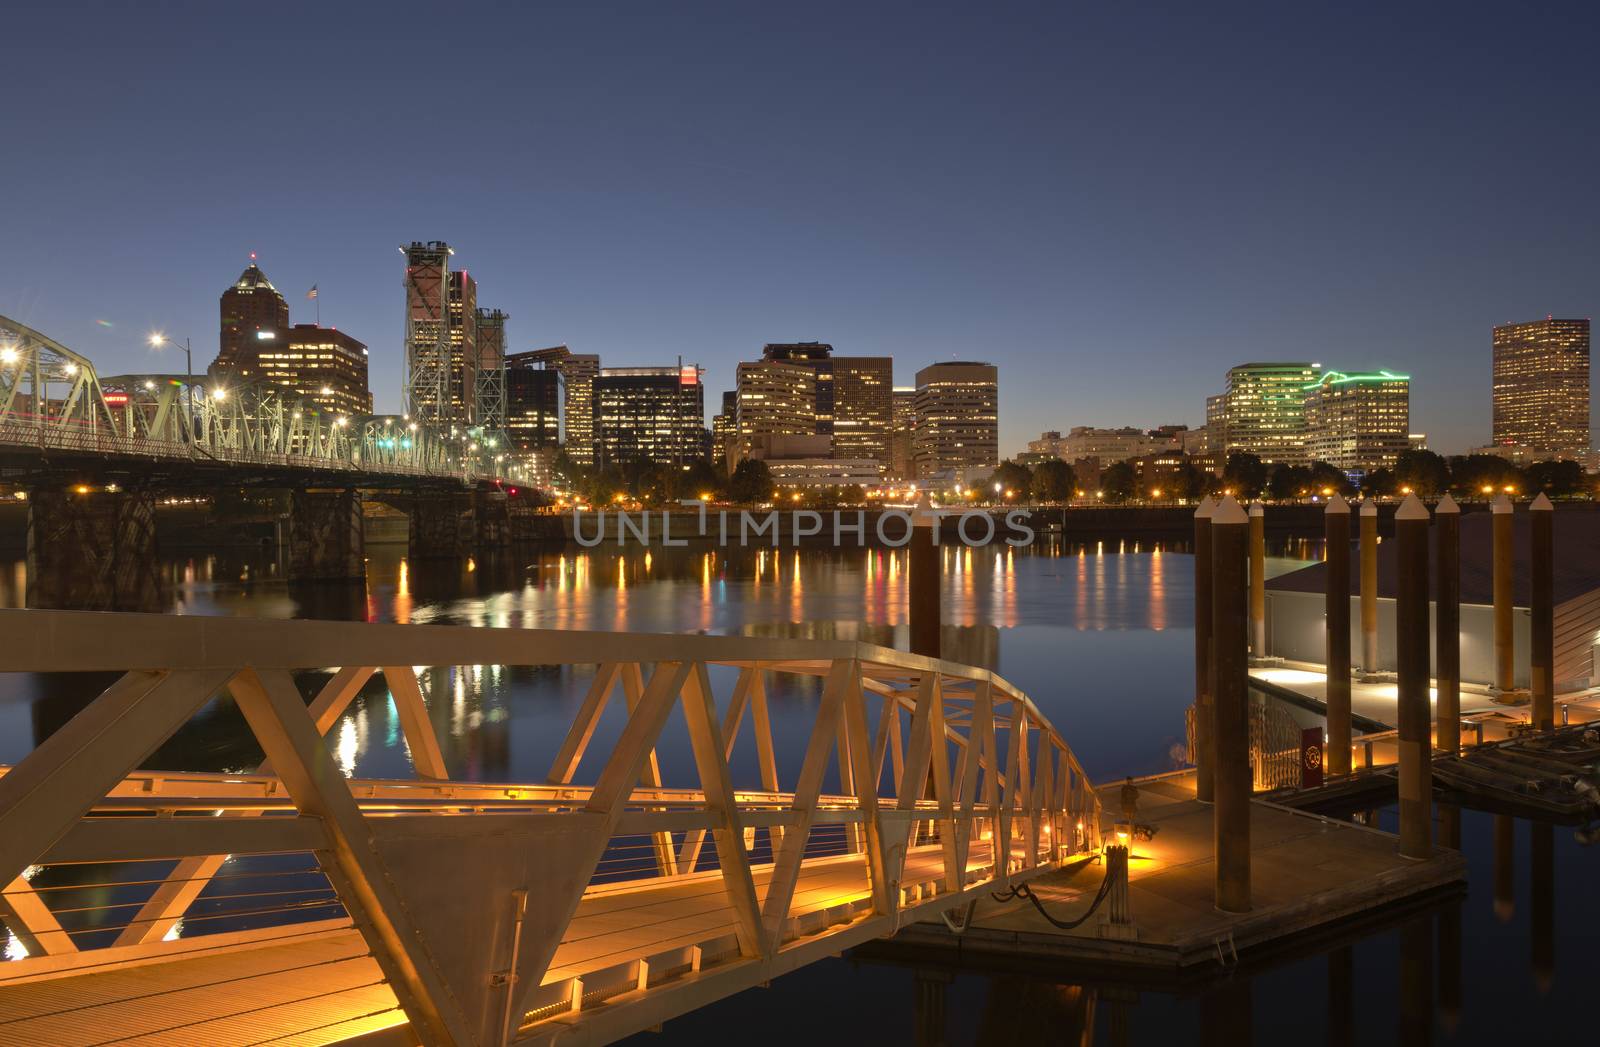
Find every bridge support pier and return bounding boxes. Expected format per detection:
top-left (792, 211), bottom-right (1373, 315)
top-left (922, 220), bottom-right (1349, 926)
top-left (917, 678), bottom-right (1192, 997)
top-left (287, 490), bottom-right (366, 582)
top-left (26, 487), bottom-right (161, 611)
top-left (410, 492), bottom-right (474, 559)
top-left (475, 491), bottom-right (512, 548)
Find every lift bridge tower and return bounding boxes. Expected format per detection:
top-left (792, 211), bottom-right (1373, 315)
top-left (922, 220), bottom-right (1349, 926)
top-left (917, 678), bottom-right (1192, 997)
top-left (474, 307), bottom-right (509, 450)
top-left (402, 241), bottom-right (452, 424)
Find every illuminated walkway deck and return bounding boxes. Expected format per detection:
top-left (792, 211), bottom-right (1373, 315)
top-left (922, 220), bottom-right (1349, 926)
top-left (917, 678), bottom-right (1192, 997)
top-left (0, 610), bottom-right (1102, 1046)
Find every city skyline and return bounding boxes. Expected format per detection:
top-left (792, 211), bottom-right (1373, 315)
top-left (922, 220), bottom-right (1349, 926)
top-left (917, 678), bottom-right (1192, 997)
top-left (4, 4), bottom-right (1599, 457)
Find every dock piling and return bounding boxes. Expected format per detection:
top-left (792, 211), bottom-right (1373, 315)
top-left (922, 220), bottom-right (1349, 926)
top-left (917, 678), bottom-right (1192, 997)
top-left (1194, 496), bottom-right (1216, 803)
top-left (1360, 499), bottom-right (1378, 673)
top-left (1493, 815), bottom-right (1514, 922)
top-left (1492, 493), bottom-right (1514, 692)
top-left (1530, 493), bottom-right (1554, 729)
top-left (1325, 495), bottom-right (1352, 776)
top-left (1395, 493), bottom-right (1431, 861)
top-left (1210, 496), bottom-right (1250, 912)
top-left (909, 499), bottom-right (941, 659)
top-left (1249, 501), bottom-right (1266, 656)
top-left (1435, 495), bottom-right (1461, 753)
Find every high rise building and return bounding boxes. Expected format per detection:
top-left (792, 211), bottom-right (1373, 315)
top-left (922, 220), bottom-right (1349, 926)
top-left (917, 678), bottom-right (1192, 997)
top-left (560, 353), bottom-right (600, 465)
top-left (890, 387), bottom-right (916, 479)
top-left (734, 359), bottom-right (815, 465)
top-left (474, 308), bottom-right (508, 436)
top-left (829, 356), bottom-right (893, 469)
top-left (445, 270), bottom-right (478, 424)
top-left (213, 262), bottom-right (289, 379)
top-left (912, 362), bottom-right (998, 481)
top-left (1217, 362), bottom-right (1321, 465)
top-left (252, 324), bottom-right (372, 417)
top-left (1303, 369), bottom-right (1410, 473)
top-left (758, 343), bottom-right (891, 468)
top-left (594, 365), bottom-right (704, 467)
top-left (504, 348), bottom-right (563, 454)
top-left (1492, 318), bottom-right (1590, 455)
top-left (403, 241), bottom-right (453, 423)
top-left (711, 390), bottom-right (737, 470)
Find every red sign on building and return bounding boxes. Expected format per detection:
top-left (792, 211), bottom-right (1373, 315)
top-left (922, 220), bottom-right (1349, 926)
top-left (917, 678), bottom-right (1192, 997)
top-left (1300, 727), bottom-right (1324, 788)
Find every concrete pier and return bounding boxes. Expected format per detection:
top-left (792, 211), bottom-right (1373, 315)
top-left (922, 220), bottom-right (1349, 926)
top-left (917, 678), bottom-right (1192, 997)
top-left (25, 487), bottom-right (161, 611)
top-left (286, 489), bottom-right (365, 582)
top-left (1193, 496), bottom-right (1215, 803)
top-left (474, 490), bottom-right (512, 548)
top-left (1359, 499), bottom-right (1378, 673)
top-left (409, 492), bottom-right (475, 560)
top-left (1395, 493), bottom-right (1431, 861)
top-left (1492, 493), bottom-right (1514, 691)
top-left (1325, 496), bottom-right (1352, 775)
top-left (1211, 496), bottom-right (1250, 912)
top-left (1530, 493), bottom-right (1554, 729)
top-left (1434, 494), bottom-right (1461, 753)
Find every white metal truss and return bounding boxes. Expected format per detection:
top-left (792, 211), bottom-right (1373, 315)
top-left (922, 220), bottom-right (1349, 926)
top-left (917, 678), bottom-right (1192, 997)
top-left (0, 312), bottom-right (522, 485)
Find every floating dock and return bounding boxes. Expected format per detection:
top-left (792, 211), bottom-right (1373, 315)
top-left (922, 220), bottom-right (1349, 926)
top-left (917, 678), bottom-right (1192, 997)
top-left (882, 770), bottom-right (1465, 975)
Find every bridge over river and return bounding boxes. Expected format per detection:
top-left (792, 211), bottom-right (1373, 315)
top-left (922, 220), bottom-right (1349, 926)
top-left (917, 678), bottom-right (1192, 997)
top-left (0, 314), bottom-right (536, 605)
top-left (0, 610), bottom-right (1101, 1046)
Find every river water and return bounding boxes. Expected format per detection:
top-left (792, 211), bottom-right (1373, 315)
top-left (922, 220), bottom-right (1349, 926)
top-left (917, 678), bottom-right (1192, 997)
top-left (0, 538), bottom-right (1592, 1045)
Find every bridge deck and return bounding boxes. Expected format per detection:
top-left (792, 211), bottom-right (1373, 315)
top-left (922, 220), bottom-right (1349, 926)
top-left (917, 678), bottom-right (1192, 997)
top-left (0, 842), bottom-right (1001, 1046)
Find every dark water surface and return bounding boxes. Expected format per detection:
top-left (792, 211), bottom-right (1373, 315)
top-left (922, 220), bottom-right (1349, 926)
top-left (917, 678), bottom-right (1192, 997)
top-left (0, 538), bottom-right (1592, 1045)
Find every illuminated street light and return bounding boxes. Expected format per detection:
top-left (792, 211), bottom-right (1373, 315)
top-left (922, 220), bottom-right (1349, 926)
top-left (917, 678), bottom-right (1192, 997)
top-left (212, 388), bottom-right (227, 401)
top-left (0, 347), bottom-right (17, 365)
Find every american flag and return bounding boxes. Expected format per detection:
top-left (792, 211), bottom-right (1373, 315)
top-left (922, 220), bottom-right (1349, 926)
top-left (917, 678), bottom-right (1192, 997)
top-left (306, 285), bottom-right (318, 300)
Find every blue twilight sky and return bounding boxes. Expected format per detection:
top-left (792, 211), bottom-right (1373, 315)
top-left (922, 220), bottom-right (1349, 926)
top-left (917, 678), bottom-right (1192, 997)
top-left (3, 2), bottom-right (1597, 456)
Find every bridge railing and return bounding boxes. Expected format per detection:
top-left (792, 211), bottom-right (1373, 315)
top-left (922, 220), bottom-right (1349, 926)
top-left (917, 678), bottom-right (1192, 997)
top-left (0, 610), bottom-right (1100, 1045)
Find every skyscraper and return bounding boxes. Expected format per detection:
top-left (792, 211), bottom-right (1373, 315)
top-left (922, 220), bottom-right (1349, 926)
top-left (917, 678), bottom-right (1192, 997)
top-left (504, 349), bottom-right (562, 453)
top-left (445, 270), bottom-right (478, 424)
top-left (213, 262), bottom-right (289, 379)
top-left (1218, 362), bottom-right (1321, 465)
top-left (1492, 318), bottom-right (1590, 455)
top-left (403, 241), bottom-right (453, 424)
top-left (828, 356), bottom-right (893, 469)
top-left (594, 366), bottom-right (704, 467)
top-left (913, 361), bottom-right (998, 481)
top-left (734, 359), bottom-right (815, 465)
top-left (759, 342), bottom-right (891, 468)
top-left (1303, 369), bottom-right (1410, 473)
top-left (711, 390), bottom-right (737, 469)
top-left (890, 387), bottom-right (916, 479)
top-left (561, 353), bottom-right (600, 465)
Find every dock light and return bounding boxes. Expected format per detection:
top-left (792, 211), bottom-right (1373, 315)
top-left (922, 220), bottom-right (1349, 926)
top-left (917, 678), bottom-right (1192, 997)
top-left (1150, 488), bottom-right (1162, 499)
top-left (699, 492), bottom-right (712, 501)
top-left (1502, 485), bottom-right (1516, 494)
top-left (1481, 484), bottom-right (1493, 494)
top-left (1321, 487), bottom-right (1333, 496)
top-left (73, 484), bottom-right (91, 495)
top-left (1400, 485), bottom-right (1412, 494)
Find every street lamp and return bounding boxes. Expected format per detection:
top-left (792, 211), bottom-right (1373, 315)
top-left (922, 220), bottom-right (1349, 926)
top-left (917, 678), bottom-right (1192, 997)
top-left (149, 333), bottom-right (195, 421)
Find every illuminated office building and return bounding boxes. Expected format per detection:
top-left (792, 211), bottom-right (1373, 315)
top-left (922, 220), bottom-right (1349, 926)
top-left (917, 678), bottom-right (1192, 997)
top-left (594, 365), bottom-right (704, 467)
top-left (1303, 369), bottom-right (1410, 473)
top-left (443, 270), bottom-right (478, 424)
top-left (734, 360), bottom-right (814, 465)
top-left (890, 387), bottom-right (916, 479)
top-left (1492, 318), bottom-right (1590, 455)
top-left (912, 361), bottom-right (998, 481)
top-left (251, 324), bottom-right (372, 417)
top-left (1216, 362), bottom-right (1321, 465)
top-left (504, 349), bottom-right (563, 453)
top-left (758, 343), bottom-right (891, 469)
top-left (561, 354), bottom-right (600, 465)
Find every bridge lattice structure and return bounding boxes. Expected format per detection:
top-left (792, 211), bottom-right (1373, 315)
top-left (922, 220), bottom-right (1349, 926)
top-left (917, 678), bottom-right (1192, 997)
top-left (0, 314), bottom-right (521, 486)
top-left (0, 610), bottom-right (1102, 1046)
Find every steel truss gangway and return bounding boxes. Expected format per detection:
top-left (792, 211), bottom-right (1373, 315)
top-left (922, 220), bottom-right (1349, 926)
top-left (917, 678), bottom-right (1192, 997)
top-left (0, 610), bottom-right (1101, 1046)
top-left (0, 313), bottom-right (522, 486)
